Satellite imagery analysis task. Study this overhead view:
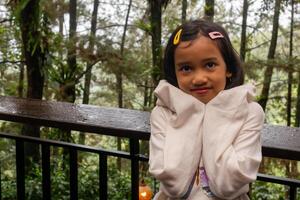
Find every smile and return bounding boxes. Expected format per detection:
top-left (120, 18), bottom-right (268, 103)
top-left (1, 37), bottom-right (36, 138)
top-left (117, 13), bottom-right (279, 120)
top-left (190, 87), bottom-right (210, 95)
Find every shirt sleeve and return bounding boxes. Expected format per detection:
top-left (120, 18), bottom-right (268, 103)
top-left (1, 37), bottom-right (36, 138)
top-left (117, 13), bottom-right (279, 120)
top-left (149, 105), bottom-right (204, 198)
top-left (202, 102), bottom-right (265, 199)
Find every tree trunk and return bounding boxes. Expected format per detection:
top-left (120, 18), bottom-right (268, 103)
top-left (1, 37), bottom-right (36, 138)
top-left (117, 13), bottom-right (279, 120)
top-left (116, 0), bottom-right (132, 170)
top-left (116, 70), bottom-right (123, 170)
top-left (150, 1), bottom-right (163, 87)
top-left (287, 69), bottom-right (292, 126)
top-left (80, 0), bottom-right (99, 145)
top-left (18, 0), bottom-right (47, 165)
top-left (143, 79), bottom-right (149, 108)
top-left (287, 0), bottom-right (294, 126)
top-left (290, 0), bottom-right (299, 181)
top-left (82, 0), bottom-right (99, 105)
top-left (296, 72), bottom-right (300, 127)
top-left (59, 0), bottom-right (77, 171)
top-left (59, 2), bottom-right (64, 58)
top-left (148, 86), bottom-right (154, 108)
top-left (19, 0), bottom-right (45, 100)
top-left (258, 0), bottom-right (281, 176)
top-left (63, 0), bottom-right (77, 104)
top-left (258, 0), bottom-right (281, 110)
top-left (204, 0), bottom-right (214, 22)
top-left (182, 0), bottom-right (187, 23)
top-left (18, 60), bottom-right (24, 98)
top-left (240, 0), bottom-right (248, 61)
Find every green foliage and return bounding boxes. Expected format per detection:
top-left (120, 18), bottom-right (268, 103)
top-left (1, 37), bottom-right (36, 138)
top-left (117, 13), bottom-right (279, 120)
top-left (25, 166), bottom-right (43, 199)
top-left (1, 179), bottom-right (17, 199)
top-left (135, 20), bottom-right (152, 35)
top-left (251, 181), bottom-right (286, 200)
top-left (13, 0), bottom-right (32, 22)
top-left (51, 166), bottom-right (70, 200)
top-left (0, 138), bottom-right (17, 200)
top-left (78, 155), bottom-right (99, 200)
top-left (108, 164), bottom-right (131, 199)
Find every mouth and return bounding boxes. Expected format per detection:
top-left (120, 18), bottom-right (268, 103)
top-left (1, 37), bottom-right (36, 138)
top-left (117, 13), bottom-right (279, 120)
top-left (190, 87), bottom-right (211, 95)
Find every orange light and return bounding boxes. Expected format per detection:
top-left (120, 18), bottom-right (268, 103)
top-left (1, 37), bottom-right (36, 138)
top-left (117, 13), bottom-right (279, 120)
top-left (139, 179), bottom-right (153, 200)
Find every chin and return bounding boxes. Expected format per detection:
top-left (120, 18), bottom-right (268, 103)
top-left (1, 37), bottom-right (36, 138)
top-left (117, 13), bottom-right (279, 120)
top-left (196, 98), bottom-right (209, 104)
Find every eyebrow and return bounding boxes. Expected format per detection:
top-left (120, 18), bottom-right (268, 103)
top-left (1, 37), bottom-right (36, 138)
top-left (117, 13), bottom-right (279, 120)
top-left (175, 61), bottom-right (191, 66)
top-left (201, 57), bottom-right (218, 62)
top-left (175, 57), bottom-right (219, 66)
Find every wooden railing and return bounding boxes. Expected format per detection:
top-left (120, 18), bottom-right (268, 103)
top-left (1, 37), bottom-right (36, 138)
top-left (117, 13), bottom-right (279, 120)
top-left (0, 95), bottom-right (299, 199)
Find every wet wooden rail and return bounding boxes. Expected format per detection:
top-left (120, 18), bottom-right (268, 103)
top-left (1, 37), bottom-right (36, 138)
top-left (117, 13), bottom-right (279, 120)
top-left (0, 95), bottom-right (299, 160)
top-left (0, 96), bottom-right (150, 139)
top-left (0, 95), bottom-right (299, 199)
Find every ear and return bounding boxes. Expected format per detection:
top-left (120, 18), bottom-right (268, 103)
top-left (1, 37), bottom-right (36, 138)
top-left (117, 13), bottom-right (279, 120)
top-left (226, 71), bottom-right (232, 78)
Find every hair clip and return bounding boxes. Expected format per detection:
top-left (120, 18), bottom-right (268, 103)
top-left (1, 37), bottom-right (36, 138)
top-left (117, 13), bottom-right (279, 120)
top-left (208, 31), bottom-right (224, 39)
top-left (173, 29), bottom-right (183, 45)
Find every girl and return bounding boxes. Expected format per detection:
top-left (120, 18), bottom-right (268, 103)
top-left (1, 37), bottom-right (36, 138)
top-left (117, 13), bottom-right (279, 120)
top-left (149, 19), bottom-right (265, 200)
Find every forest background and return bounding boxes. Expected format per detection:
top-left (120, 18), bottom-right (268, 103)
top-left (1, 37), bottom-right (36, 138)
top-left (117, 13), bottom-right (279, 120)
top-left (0, 0), bottom-right (300, 199)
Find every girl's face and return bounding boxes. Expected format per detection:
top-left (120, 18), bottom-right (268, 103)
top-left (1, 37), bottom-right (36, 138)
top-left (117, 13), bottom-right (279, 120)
top-left (174, 36), bottom-right (231, 104)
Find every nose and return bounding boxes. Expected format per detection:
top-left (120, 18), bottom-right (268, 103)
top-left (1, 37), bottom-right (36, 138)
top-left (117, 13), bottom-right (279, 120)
top-left (192, 68), bottom-right (208, 86)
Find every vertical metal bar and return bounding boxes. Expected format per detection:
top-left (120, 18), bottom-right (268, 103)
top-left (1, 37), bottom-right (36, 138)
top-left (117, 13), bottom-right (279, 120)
top-left (16, 140), bottom-right (25, 200)
top-left (0, 159), bottom-right (2, 200)
top-left (69, 148), bottom-right (78, 200)
top-left (153, 179), bottom-right (157, 194)
top-left (99, 154), bottom-right (107, 200)
top-left (289, 186), bottom-right (296, 200)
top-left (130, 138), bottom-right (139, 200)
top-left (42, 144), bottom-right (51, 200)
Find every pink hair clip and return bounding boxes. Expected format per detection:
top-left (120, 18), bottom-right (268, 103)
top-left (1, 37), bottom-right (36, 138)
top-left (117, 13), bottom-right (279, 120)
top-left (208, 31), bottom-right (224, 39)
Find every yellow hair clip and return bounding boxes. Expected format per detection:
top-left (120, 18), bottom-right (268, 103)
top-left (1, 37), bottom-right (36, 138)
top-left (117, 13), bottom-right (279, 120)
top-left (173, 29), bottom-right (182, 45)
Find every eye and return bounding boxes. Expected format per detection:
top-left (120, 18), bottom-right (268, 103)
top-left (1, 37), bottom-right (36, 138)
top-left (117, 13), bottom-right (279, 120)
top-left (179, 65), bottom-right (192, 72)
top-left (205, 62), bottom-right (216, 69)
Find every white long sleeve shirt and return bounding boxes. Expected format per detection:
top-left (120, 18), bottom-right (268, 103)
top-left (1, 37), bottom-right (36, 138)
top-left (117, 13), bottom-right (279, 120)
top-left (149, 80), bottom-right (265, 200)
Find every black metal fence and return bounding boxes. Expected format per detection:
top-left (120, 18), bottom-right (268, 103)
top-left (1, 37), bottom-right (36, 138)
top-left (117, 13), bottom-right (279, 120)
top-left (0, 95), bottom-right (299, 200)
top-left (0, 132), bottom-right (149, 200)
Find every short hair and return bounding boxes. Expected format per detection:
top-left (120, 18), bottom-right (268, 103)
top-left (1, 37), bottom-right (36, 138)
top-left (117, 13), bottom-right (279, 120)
top-left (164, 19), bottom-right (244, 89)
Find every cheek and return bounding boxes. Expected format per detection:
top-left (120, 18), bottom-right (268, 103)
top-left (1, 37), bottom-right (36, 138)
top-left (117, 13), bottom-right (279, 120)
top-left (213, 70), bottom-right (227, 90)
top-left (175, 71), bottom-right (183, 83)
top-left (176, 75), bottom-right (188, 91)
top-left (219, 75), bottom-right (227, 89)
top-left (176, 79), bottom-right (184, 90)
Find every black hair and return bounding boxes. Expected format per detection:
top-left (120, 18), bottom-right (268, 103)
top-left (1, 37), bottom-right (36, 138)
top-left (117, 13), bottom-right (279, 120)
top-left (164, 19), bottom-right (244, 89)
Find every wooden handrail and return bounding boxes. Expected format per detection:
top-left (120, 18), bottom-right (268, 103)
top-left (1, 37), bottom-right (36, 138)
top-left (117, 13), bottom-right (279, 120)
top-left (0, 95), bottom-right (299, 160)
top-left (0, 96), bottom-right (150, 139)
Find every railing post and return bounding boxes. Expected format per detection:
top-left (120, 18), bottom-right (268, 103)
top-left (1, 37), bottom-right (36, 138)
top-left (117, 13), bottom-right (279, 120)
top-left (99, 154), bottom-right (107, 200)
top-left (0, 159), bottom-right (1, 200)
top-left (130, 138), bottom-right (139, 200)
top-left (42, 144), bottom-right (51, 200)
top-left (289, 186), bottom-right (296, 200)
top-left (16, 140), bottom-right (25, 200)
top-left (69, 148), bottom-right (78, 200)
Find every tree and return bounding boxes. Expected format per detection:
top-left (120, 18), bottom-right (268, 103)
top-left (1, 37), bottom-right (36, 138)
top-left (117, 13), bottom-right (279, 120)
top-left (287, 0), bottom-right (294, 126)
top-left (294, 2), bottom-right (300, 127)
top-left (204, 0), bottom-right (214, 21)
top-left (82, 0), bottom-right (99, 106)
top-left (63, 0), bottom-right (77, 103)
top-left (18, 0), bottom-right (46, 100)
top-left (117, 0), bottom-right (132, 170)
top-left (80, 0), bottom-right (99, 145)
top-left (182, 0), bottom-right (187, 23)
top-left (296, 72), bottom-right (300, 127)
top-left (286, 0), bottom-right (299, 184)
top-left (15, 0), bottom-right (50, 164)
top-left (149, 0), bottom-right (171, 87)
top-left (258, 0), bottom-right (281, 111)
top-left (240, 0), bottom-right (249, 61)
